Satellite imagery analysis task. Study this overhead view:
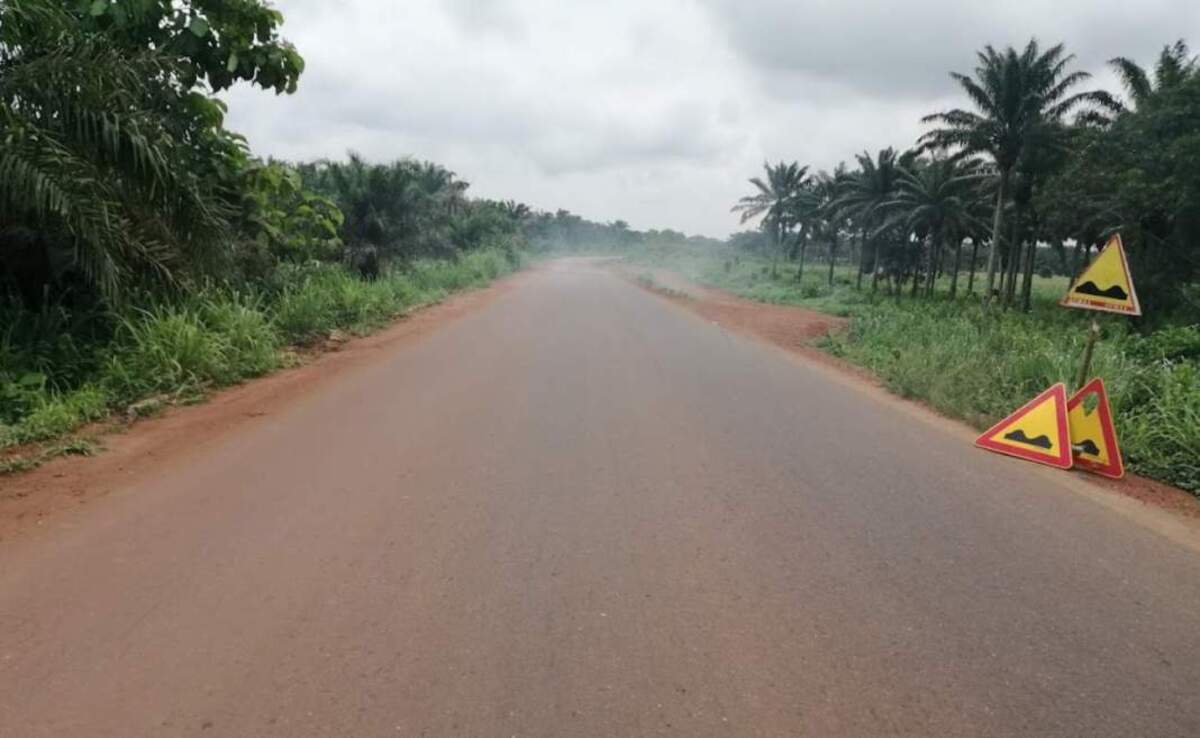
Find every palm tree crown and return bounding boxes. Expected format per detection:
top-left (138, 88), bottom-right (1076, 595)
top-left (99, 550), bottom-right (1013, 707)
top-left (919, 40), bottom-right (1115, 302)
top-left (732, 161), bottom-right (811, 233)
top-left (1109, 40), bottom-right (1198, 112)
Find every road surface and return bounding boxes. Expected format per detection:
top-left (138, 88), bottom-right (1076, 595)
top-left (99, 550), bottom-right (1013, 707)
top-left (2, 260), bottom-right (1199, 737)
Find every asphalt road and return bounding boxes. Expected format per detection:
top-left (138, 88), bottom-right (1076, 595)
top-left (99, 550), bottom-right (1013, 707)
top-left (2, 260), bottom-right (1199, 737)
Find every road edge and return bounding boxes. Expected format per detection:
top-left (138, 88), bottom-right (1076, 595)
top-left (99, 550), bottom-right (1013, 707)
top-left (620, 266), bottom-right (1200, 554)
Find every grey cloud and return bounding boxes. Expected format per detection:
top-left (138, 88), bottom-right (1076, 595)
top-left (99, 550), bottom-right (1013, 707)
top-left (227, 0), bottom-right (1200, 238)
top-left (441, 0), bottom-right (526, 38)
top-left (699, 0), bottom-right (1200, 101)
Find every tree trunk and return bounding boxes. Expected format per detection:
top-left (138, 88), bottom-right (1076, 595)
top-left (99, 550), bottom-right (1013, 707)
top-left (1051, 238), bottom-right (1068, 275)
top-left (870, 239), bottom-right (881, 293)
top-left (827, 231), bottom-right (839, 286)
top-left (1008, 243), bottom-right (1021, 306)
top-left (924, 229), bottom-right (941, 297)
top-left (910, 244), bottom-right (922, 298)
top-left (1020, 237), bottom-right (1037, 312)
top-left (949, 237), bottom-right (963, 298)
top-left (1003, 212), bottom-right (1020, 308)
top-left (967, 239), bottom-right (980, 295)
top-left (1002, 245), bottom-right (1018, 307)
top-left (770, 222), bottom-right (782, 278)
top-left (984, 171), bottom-right (1008, 305)
top-left (795, 229), bottom-right (809, 283)
top-left (770, 226), bottom-right (779, 278)
top-left (855, 229), bottom-right (867, 290)
top-left (798, 234), bottom-right (809, 285)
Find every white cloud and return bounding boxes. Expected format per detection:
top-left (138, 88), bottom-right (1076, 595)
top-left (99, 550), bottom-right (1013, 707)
top-left (224, 0), bottom-right (1198, 237)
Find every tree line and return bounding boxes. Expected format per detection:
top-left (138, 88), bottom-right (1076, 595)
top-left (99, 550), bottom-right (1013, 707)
top-left (0, 0), bottom-right (672, 316)
top-left (732, 40), bottom-right (1200, 319)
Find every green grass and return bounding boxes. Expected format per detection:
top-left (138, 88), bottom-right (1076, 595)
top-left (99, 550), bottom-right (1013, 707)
top-left (0, 437), bottom-right (99, 474)
top-left (0, 247), bottom-right (523, 465)
top-left (625, 245), bottom-right (1200, 493)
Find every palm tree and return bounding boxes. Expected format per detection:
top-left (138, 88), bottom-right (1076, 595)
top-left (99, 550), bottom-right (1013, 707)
top-left (732, 161), bottom-right (809, 278)
top-left (787, 178), bottom-right (821, 283)
top-left (877, 156), bottom-right (987, 298)
top-left (1109, 40), bottom-right (1198, 112)
top-left (830, 148), bottom-right (904, 292)
top-left (920, 40), bottom-right (1115, 305)
top-left (500, 200), bottom-right (532, 222)
top-left (813, 166), bottom-right (851, 286)
top-left (0, 0), bottom-right (230, 304)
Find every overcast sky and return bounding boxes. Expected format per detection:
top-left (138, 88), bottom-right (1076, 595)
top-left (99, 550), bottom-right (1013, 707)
top-left (224, 0), bottom-right (1200, 238)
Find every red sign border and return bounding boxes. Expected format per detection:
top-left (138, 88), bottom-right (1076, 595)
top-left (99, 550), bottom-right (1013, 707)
top-left (1067, 377), bottom-right (1125, 479)
top-left (975, 383), bottom-right (1073, 469)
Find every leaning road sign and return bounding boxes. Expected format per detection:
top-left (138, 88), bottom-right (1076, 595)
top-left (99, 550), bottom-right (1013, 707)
top-left (975, 384), bottom-right (1073, 469)
top-left (1066, 378), bottom-right (1125, 479)
top-left (1061, 234), bottom-right (1141, 316)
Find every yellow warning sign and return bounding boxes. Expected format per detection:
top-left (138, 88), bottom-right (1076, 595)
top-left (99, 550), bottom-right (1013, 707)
top-left (975, 384), bottom-right (1073, 469)
top-left (1067, 378), bottom-right (1124, 479)
top-left (1061, 234), bottom-right (1141, 316)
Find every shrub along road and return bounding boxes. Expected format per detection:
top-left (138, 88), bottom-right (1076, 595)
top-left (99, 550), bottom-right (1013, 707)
top-left (2, 259), bottom-right (1199, 737)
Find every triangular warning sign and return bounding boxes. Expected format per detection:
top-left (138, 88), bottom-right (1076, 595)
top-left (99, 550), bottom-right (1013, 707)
top-left (1067, 378), bottom-right (1125, 479)
top-left (975, 383), bottom-right (1073, 469)
top-left (1061, 234), bottom-right (1141, 316)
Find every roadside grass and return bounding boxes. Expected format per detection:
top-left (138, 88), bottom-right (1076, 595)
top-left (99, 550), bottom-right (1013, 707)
top-left (0, 248), bottom-right (522, 468)
top-left (635, 272), bottom-right (692, 300)
top-left (625, 245), bottom-right (1200, 493)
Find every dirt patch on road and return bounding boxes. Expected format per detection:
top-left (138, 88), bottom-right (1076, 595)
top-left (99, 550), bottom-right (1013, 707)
top-left (627, 266), bottom-right (852, 362)
top-left (0, 271), bottom-right (528, 543)
top-left (623, 265), bottom-right (1200, 523)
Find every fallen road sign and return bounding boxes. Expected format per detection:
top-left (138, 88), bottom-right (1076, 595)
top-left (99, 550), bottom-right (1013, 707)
top-left (975, 384), bottom-right (1073, 469)
top-left (1067, 378), bottom-right (1125, 479)
top-left (1061, 234), bottom-right (1141, 316)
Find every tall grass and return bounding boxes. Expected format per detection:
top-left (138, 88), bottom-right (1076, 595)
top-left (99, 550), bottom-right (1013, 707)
top-left (1, 248), bottom-right (522, 455)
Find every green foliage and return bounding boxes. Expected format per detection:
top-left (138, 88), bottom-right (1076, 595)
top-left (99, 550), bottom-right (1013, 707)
top-left (1, 247), bottom-right (522, 460)
top-left (1128, 324), bottom-right (1200, 362)
top-left (73, 0), bottom-right (304, 93)
top-left (303, 155), bottom-right (477, 262)
top-left (1120, 361), bottom-right (1200, 489)
top-left (2, 386), bottom-right (108, 446)
top-left (236, 161), bottom-right (344, 272)
top-left (271, 264), bottom-right (398, 342)
top-left (0, 0), bottom-right (542, 475)
top-left (0, 0), bottom-right (235, 303)
top-left (103, 293), bottom-right (281, 400)
top-left (731, 161), bottom-right (814, 266)
top-left (626, 243), bottom-right (1199, 492)
top-left (1039, 51), bottom-right (1200, 315)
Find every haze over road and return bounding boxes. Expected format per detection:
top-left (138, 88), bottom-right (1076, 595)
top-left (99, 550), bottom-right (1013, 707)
top-left (2, 260), bottom-right (1199, 737)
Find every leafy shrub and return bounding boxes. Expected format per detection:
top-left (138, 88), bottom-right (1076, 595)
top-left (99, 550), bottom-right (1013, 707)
top-left (1, 385), bottom-right (108, 448)
top-left (8, 387), bottom-right (108, 445)
top-left (1127, 324), bottom-right (1200, 363)
top-left (0, 371), bottom-right (47, 425)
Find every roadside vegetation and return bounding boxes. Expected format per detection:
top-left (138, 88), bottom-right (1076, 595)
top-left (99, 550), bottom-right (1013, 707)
top-left (3, 1), bottom-right (1195, 493)
top-left (615, 40), bottom-right (1200, 492)
top-left (0, 0), bottom-right (588, 470)
top-left (629, 247), bottom-right (1198, 491)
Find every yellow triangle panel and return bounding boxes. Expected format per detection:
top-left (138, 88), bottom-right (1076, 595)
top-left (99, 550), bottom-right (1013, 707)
top-left (975, 383), bottom-right (1073, 469)
top-left (1067, 378), bottom-right (1125, 479)
top-left (1062, 234), bottom-right (1141, 316)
